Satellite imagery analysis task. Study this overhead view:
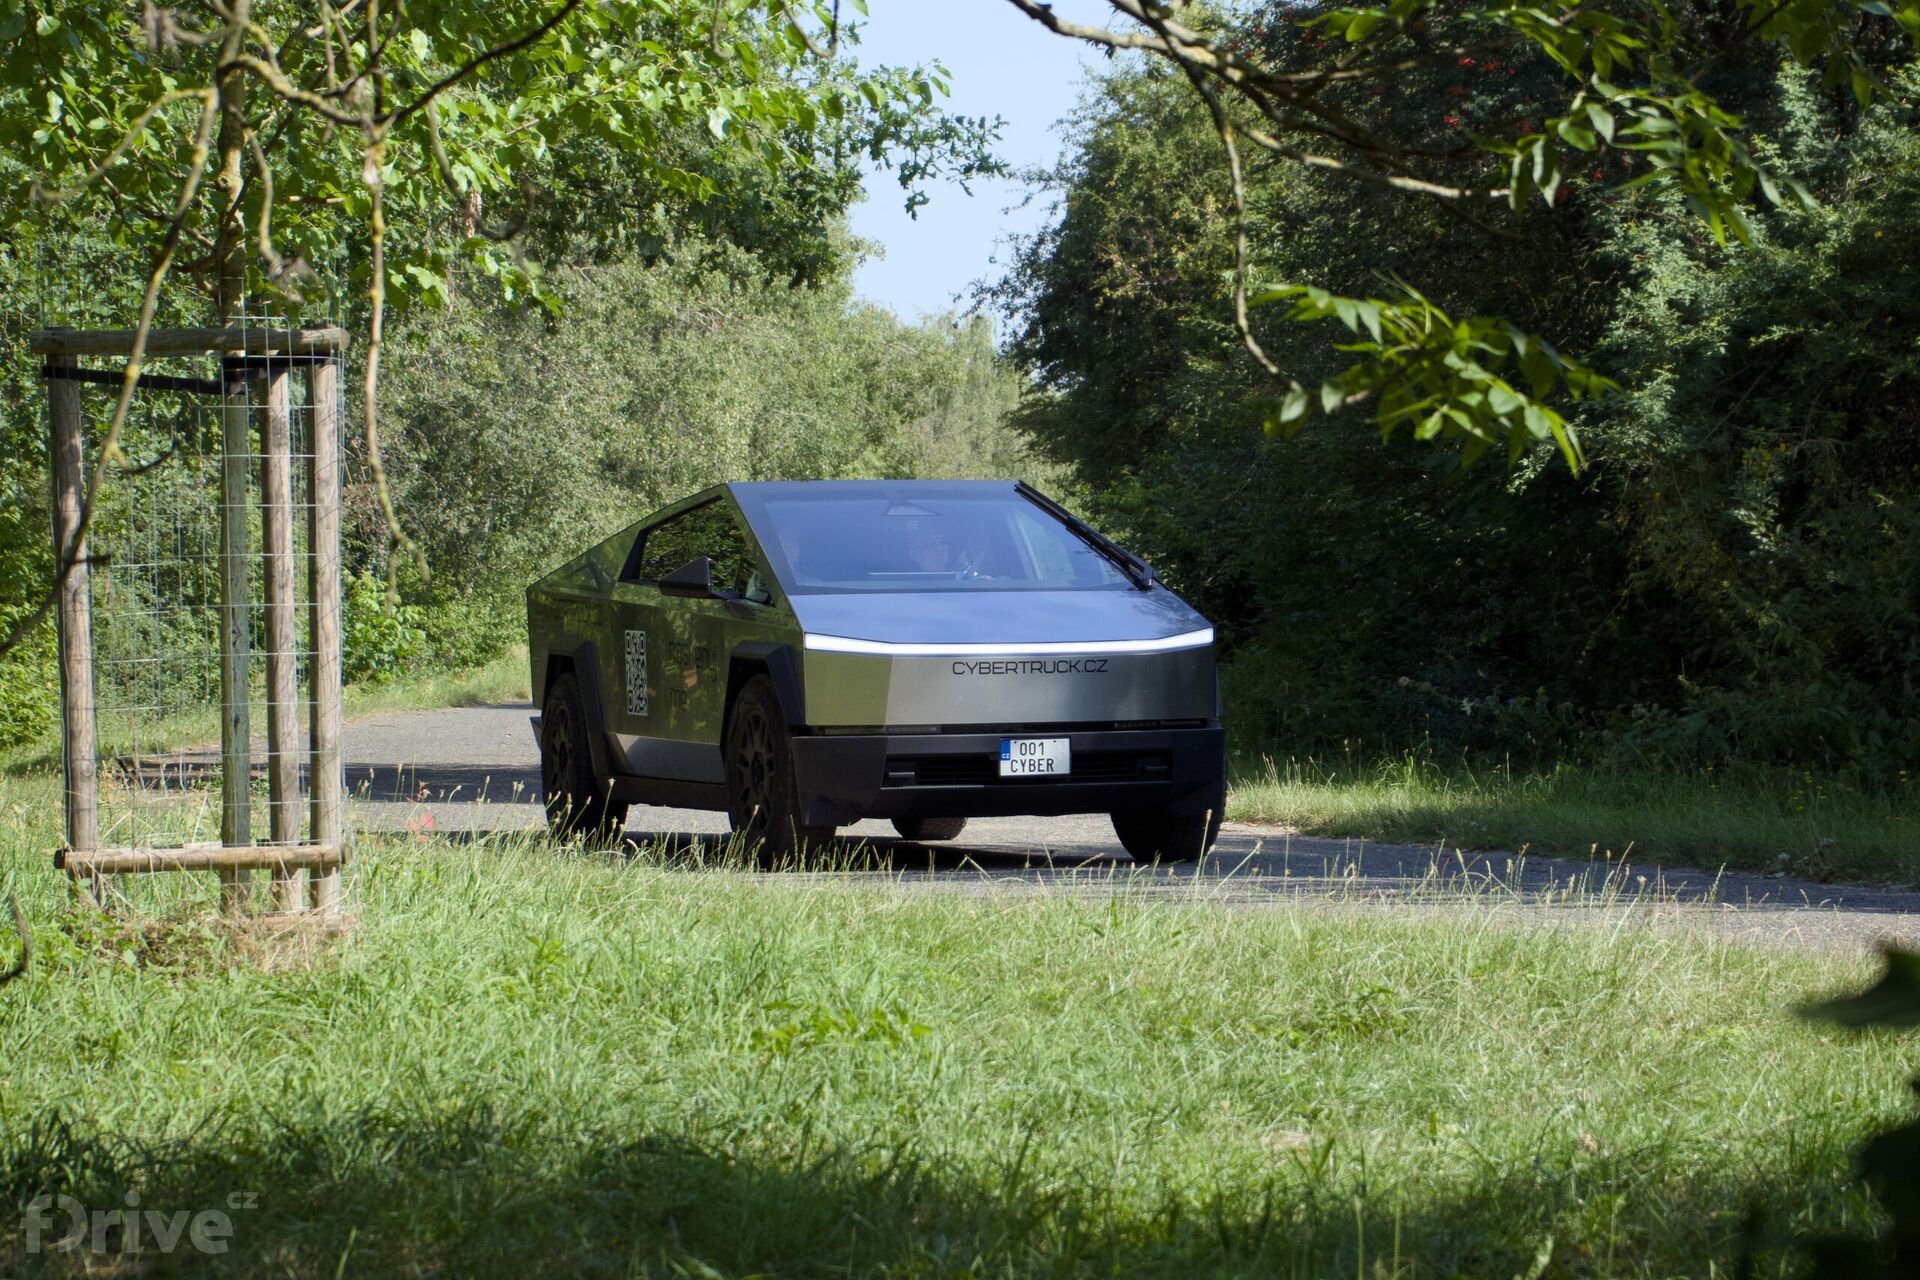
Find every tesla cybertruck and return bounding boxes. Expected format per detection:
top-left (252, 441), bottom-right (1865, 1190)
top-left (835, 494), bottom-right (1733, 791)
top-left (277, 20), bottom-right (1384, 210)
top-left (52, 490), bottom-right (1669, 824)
top-left (525, 480), bottom-right (1225, 860)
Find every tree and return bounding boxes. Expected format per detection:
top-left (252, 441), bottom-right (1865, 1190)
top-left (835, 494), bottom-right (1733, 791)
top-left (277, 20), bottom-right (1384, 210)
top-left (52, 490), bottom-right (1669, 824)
top-left (999, 0), bottom-right (1918, 467)
top-left (996, 35), bottom-right (1919, 773)
top-left (0, 0), bottom-right (989, 652)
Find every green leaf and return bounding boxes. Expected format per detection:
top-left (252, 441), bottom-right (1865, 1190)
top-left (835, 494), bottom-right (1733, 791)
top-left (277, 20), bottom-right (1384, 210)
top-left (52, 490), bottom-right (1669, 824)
top-left (1583, 101), bottom-right (1616, 143)
top-left (1280, 384), bottom-right (1310, 424)
top-left (1850, 67), bottom-right (1874, 109)
top-left (1264, 385), bottom-right (1312, 438)
top-left (1556, 119), bottom-right (1597, 151)
top-left (1354, 300), bottom-right (1384, 343)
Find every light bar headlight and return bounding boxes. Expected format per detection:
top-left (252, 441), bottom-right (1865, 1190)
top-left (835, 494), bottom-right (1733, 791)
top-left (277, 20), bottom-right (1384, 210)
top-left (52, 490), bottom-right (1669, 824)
top-left (801, 628), bottom-right (1214, 657)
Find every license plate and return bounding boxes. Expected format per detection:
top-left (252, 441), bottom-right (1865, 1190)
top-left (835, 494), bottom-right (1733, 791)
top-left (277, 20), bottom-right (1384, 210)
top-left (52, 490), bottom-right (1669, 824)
top-left (1000, 737), bottom-right (1070, 777)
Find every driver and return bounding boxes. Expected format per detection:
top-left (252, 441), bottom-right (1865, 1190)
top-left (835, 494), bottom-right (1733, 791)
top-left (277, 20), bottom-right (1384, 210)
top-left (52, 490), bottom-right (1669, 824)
top-left (905, 521), bottom-right (951, 573)
top-left (746, 526), bottom-right (803, 603)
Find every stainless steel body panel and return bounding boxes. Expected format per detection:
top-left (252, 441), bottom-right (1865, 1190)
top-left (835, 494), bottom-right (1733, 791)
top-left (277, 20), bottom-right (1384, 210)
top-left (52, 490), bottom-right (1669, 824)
top-left (606, 588), bottom-right (792, 783)
top-left (800, 646), bottom-right (1215, 727)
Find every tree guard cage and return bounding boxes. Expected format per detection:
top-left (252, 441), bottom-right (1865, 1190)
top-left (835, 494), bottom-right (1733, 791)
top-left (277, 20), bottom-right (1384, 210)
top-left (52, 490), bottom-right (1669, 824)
top-left (31, 323), bottom-right (349, 917)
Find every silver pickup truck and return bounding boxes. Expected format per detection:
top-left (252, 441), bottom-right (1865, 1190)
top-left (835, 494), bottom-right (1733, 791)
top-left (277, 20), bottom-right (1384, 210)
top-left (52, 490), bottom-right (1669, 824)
top-left (526, 480), bottom-right (1224, 860)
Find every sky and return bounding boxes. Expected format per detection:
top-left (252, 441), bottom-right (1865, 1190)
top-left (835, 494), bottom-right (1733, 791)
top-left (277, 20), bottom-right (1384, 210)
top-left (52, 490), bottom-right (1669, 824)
top-left (843, 0), bottom-right (1120, 322)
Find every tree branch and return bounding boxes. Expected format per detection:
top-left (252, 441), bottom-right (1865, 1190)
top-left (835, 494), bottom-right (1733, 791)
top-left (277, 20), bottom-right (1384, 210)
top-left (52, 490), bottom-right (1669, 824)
top-left (359, 138), bottom-right (428, 591)
top-left (781, 0), bottom-right (842, 59)
top-left (389, 0), bottom-right (585, 125)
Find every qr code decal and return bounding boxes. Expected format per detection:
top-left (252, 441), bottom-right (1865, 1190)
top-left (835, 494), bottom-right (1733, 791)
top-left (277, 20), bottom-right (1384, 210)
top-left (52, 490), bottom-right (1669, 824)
top-left (624, 630), bottom-right (648, 716)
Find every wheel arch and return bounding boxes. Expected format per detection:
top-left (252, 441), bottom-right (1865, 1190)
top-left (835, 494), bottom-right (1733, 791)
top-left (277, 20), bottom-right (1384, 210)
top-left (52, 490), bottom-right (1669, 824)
top-left (723, 642), bottom-right (805, 735)
top-left (539, 641), bottom-right (615, 779)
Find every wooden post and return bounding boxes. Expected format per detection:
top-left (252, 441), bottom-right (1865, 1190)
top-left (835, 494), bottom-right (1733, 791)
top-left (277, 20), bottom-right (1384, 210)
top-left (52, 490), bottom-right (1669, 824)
top-left (217, 369), bottom-right (252, 914)
top-left (261, 362), bottom-right (303, 911)
top-left (47, 353), bottom-right (101, 906)
top-left (30, 326), bottom-right (352, 359)
top-left (58, 843), bottom-right (346, 876)
top-left (214, 46), bottom-right (252, 916)
top-left (307, 356), bottom-right (345, 915)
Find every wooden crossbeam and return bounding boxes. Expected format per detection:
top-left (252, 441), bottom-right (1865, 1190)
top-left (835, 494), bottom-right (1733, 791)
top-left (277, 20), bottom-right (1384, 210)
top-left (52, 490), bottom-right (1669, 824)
top-left (55, 843), bottom-right (346, 876)
top-left (29, 325), bottom-right (350, 357)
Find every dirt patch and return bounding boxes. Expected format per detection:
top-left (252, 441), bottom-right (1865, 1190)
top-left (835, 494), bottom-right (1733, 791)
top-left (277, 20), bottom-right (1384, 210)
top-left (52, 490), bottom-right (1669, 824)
top-left (63, 909), bottom-right (355, 978)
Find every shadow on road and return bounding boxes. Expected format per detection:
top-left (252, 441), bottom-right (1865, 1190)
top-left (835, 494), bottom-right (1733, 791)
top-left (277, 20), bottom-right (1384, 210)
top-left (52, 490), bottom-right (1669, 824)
top-left (345, 762), bottom-right (540, 805)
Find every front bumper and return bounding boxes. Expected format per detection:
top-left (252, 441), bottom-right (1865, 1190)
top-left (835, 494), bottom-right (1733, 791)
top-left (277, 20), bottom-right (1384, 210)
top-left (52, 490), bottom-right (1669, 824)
top-left (789, 725), bottom-right (1225, 827)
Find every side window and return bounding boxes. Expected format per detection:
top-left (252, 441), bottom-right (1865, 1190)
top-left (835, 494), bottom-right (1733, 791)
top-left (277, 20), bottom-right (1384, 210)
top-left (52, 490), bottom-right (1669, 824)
top-left (626, 501), bottom-right (758, 597)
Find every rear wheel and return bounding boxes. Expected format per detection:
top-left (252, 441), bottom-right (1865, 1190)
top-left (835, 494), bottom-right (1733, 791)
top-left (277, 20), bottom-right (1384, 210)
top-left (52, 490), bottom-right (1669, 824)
top-left (892, 816), bottom-right (967, 842)
top-left (541, 671), bottom-right (627, 840)
top-left (726, 675), bottom-right (831, 863)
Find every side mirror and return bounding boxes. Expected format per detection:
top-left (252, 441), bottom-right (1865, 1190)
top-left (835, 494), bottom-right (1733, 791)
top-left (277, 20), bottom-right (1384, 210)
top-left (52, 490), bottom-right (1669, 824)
top-left (658, 555), bottom-right (715, 598)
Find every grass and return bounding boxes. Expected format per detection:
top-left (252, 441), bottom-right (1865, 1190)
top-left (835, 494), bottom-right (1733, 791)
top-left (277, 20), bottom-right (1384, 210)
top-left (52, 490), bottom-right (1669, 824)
top-left (1227, 751), bottom-right (1919, 885)
top-left (1, 649), bottom-right (1914, 1271)
top-left (335, 645), bottom-right (530, 720)
top-left (0, 772), bottom-right (1915, 1277)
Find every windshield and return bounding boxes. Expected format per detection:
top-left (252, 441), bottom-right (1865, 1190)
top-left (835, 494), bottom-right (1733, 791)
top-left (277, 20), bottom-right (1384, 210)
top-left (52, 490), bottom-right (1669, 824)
top-left (750, 492), bottom-right (1130, 594)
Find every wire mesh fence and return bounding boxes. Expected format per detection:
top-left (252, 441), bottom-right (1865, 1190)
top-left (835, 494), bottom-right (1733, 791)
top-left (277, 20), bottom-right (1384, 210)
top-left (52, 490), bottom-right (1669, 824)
top-left (31, 291), bottom-right (348, 913)
top-left (78, 324), bottom-right (331, 857)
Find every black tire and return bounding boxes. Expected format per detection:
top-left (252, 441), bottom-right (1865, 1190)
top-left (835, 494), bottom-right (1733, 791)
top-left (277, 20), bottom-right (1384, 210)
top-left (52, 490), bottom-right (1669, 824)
top-left (892, 815), bottom-right (967, 842)
top-left (725, 675), bottom-right (832, 863)
top-left (541, 671), bottom-right (628, 840)
top-left (1112, 789), bottom-right (1224, 864)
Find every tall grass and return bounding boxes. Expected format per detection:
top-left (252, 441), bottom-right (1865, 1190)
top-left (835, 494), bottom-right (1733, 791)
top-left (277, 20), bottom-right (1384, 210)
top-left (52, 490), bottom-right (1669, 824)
top-left (1229, 749), bottom-right (1918, 883)
top-left (0, 782), bottom-right (1913, 1277)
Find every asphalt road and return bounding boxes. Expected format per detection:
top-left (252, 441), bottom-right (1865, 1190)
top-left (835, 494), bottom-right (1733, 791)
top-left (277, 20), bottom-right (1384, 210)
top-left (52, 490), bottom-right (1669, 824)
top-left (343, 701), bottom-right (1920, 950)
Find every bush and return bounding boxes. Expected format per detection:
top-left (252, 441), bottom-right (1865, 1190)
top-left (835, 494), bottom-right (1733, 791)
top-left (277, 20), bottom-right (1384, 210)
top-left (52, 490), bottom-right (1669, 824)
top-left (416, 598), bottom-right (521, 671)
top-left (0, 619), bottom-right (57, 750)
top-left (342, 571), bottom-right (426, 685)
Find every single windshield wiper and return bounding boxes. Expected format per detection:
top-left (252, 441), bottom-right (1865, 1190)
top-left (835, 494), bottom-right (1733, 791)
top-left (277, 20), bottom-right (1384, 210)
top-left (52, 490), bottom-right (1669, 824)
top-left (1014, 482), bottom-right (1156, 590)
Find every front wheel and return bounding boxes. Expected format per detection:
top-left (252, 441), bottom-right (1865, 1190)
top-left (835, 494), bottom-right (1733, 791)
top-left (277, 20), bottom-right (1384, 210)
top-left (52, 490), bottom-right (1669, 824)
top-left (541, 671), bottom-right (627, 841)
top-left (725, 675), bottom-right (832, 863)
top-left (1112, 792), bottom-right (1223, 865)
top-left (892, 816), bottom-right (967, 843)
